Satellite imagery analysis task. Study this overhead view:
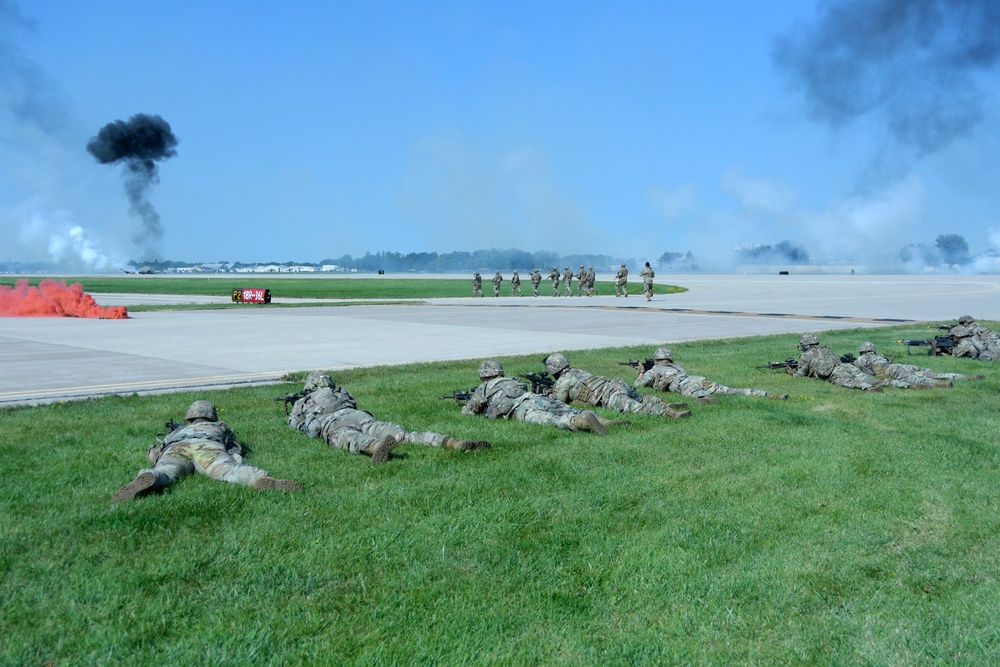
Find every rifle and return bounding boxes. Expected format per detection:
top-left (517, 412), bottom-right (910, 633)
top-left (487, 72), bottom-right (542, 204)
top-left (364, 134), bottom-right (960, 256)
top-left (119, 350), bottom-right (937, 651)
top-left (274, 391), bottom-right (304, 414)
top-left (165, 419), bottom-right (185, 432)
top-left (937, 323), bottom-right (958, 331)
top-left (896, 336), bottom-right (956, 356)
top-left (839, 353), bottom-right (857, 364)
top-left (438, 389), bottom-right (474, 402)
top-left (618, 358), bottom-right (655, 372)
top-left (518, 371), bottom-right (554, 395)
top-left (756, 358), bottom-right (798, 370)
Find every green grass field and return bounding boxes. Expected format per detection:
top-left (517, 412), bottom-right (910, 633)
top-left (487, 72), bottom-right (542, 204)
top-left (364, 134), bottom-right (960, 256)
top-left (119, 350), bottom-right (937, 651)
top-left (0, 276), bottom-right (686, 301)
top-left (2, 327), bottom-right (998, 665)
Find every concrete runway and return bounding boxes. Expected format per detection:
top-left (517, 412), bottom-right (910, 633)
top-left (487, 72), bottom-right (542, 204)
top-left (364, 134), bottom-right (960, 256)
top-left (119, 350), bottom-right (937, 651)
top-left (2, 274), bottom-right (997, 406)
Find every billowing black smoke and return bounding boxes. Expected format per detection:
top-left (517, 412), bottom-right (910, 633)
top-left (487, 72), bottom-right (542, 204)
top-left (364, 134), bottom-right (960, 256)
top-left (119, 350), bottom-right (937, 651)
top-left (774, 0), bottom-right (1000, 179)
top-left (86, 113), bottom-right (178, 258)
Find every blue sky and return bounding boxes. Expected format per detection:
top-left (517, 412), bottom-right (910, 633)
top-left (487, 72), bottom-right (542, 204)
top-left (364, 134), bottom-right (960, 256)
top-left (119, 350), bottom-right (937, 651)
top-left (2, 0), bottom-right (999, 269)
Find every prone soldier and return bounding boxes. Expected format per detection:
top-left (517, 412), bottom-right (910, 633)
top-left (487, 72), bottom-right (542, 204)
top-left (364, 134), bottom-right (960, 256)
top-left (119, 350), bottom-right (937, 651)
top-left (793, 334), bottom-right (891, 391)
top-left (855, 342), bottom-right (977, 386)
top-left (635, 347), bottom-right (787, 403)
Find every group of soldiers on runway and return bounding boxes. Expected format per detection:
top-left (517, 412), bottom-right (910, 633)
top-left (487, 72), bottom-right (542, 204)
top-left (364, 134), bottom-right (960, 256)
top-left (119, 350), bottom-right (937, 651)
top-left (472, 262), bottom-right (646, 298)
top-left (112, 315), bottom-right (995, 502)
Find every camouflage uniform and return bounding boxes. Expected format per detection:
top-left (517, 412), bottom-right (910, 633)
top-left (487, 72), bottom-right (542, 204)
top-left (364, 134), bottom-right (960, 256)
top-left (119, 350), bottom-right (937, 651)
top-left (462, 360), bottom-right (610, 434)
top-left (511, 270), bottom-right (523, 296)
top-left (562, 266), bottom-right (574, 296)
top-left (530, 269), bottom-right (542, 296)
top-left (547, 267), bottom-right (561, 296)
top-left (289, 373), bottom-right (488, 462)
top-left (640, 263), bottom-right (655, 301)
top-left (635, 348), bottom-right (783, 403)
top-left (854, 342), bottom-right (961, 387)
top-left (544, 353), bottom-right (690, 418)
top-left (111, 401), bottom-right (300, 502)
top-left (615, 263), bottom-right (628, 297)
top-left (950, 326), bottom-right (994, 361)
top-left (793, 335), bottom-right (887, 390)
top-left (576, 265), bottom-right (586, 296)
top-left (585, 266), bottom-right (596, 296)
top-left (472, 272), bottom-right (483, 297)
top-left (492, 271), bottom-right (503, 297)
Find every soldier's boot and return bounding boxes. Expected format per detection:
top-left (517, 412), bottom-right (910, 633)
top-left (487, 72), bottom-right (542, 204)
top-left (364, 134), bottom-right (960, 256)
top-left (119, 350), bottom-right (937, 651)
top-left (369, 434), bottom-right (398, 465)
top-left (596, 415), bottom-right (628, 428)
top-left (934, 380), bottom-right (954, 388)
top-left (443, 437), bottom-right (492, 451)
top-left (571, 410), bottom-right (609, 435)
top-left (666, 407), bottom-right (692, 419)
top-left (967, 375), bottom-right (986, 381)
top-left (111, 471), bottom-right (157, 503)
top-left (664, 402), bottom-right (689, 410)
top-left (696, 396), bottom-right (718, 406)
top-left (252, 476), bottom-right (303, 492)
top-left (769, 393), bottom-right (790, 400)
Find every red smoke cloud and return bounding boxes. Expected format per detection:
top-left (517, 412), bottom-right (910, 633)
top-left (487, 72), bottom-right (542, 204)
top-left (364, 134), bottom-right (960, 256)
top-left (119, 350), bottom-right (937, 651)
top-left (0, 279), bottom-right (128, 319)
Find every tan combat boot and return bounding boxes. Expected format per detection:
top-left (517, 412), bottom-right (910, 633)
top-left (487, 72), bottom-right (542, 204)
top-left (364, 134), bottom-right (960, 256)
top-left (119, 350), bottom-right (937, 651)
top-left (596, 415), bottom-right (628, 428)
top-left (252, 476), bottom-right (303, 492)
top-left (934, 380), bottom-right (953, 388)
top-left (369, 434), bottom-right (398, 465)
top-left (570, 410), bottom-right (609, 435)
top-left (666, 407), bottom-right (692, 419)
top-left (696, 396), bottom-right (718, 406)
top-left (443, 437), bottom-right (492, 451)
top-left (111, 471), bottom-right (157, 503)
top-left (769, 393), bottom-right (790, 400)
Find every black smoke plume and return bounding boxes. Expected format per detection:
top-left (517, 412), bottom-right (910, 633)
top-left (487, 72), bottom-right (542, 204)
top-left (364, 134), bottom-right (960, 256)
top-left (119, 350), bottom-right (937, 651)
top-left (774, 0), bottom-right (1000, 179)
top-left (87, 113), bottom-right (178, 258)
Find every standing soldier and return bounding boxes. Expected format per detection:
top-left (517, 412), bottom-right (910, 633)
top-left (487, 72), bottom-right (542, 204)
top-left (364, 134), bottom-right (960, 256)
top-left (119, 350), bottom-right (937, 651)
top-left (543, 353), bottom-right (690, 418)
top-left (585, 265), bottom-right (597, 296)
top-left (462, 360), bottom-right (616, 434)
top-left (576, 265), bottom-right (586, 296)
top-left (112, 400), bottom-right (302, 502)
top-left (615, 262), bottom-right (629, 297)
top-left (472, 272), bottom-right (483, 297)
top-left (492, 270), bottom-right (503, 297)
top-left (640, 261), bottom-right (655, 301)
top-left (562, 266), bottom-right (574, 296)
top-left (854, 342), bottom-right (975, 386)
top-left (547, 266), bottom-right (561, 296)
top-left (635, 348), bottom-right (787, 403)
top-left (530, 268), bottom-right (542, 296)
top-left (511, 269), bottom-right (523, 296)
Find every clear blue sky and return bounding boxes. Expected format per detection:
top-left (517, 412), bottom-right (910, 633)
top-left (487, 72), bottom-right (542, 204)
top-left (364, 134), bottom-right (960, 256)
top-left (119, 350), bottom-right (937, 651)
top-left (2, 0), bottom-right (999, 269)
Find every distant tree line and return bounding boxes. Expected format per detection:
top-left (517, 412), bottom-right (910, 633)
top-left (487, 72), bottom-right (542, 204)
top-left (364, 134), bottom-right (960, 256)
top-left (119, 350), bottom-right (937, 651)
top-left (737, 240), bottom-right (810, 264)
top-left (899, 234), bottom-right (971, 267)
top-left (319, 250), bottom-right (636, 273)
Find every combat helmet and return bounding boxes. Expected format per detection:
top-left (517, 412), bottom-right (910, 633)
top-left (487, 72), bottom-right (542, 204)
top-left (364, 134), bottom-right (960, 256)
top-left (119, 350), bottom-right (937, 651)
top-left (859, 342), bottom-right (877, 354)
top-left (799, 333), bottom-right (819, 349)
top-left (653, 347), bottom-right (673, 361)
top-left (478, 359), bottom-right (504, 380)
top-left (543, 353), bottom-right (570, 375)
top-left (185, 400), bottom-right (218, 422)
top-left (951, 325), bottom-right (971, 339)
top-left (958, 315), bottom-right (975, 325)
top-left (303, 371), bottom-right (335, 394)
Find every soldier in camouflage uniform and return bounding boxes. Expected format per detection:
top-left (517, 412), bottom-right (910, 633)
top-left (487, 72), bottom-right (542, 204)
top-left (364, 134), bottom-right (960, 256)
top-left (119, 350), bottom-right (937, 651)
top-left (462, 360), bottom-right (613, 434)
top-left (112, 400), bottom-right (301, 502)
top-left (949, 325), bottom-right (994, 361)
top-left (472, 272), bottom-right (483, 297)
top-left (793, 334), bottom-right (891, 390)
top-left (576, 265), bottom-right (586, 296)
top-left (585, 266), bottom-right (596, 296)
top-left (952, 316), bottom-right (1000, 358)
top-left (640, 262), bottom-right (655, 301)
top-left (530, 269), bottom-right (542, 296)
top-left (854, 342), bottom-right (977, 387)
top-left (288, 372), bottom-right (490, 464)
top-left (615, 263), bottom-right (629, 297)
top-left (562, 266), bottom-right (574, 296)
top-left (543, 353), bottom-right (691, 419)
top-left (492, 270), bottom-right (503, 297)
top-left (547, 267), bottom-right (561, 296)
top-left (511, 269), bottom-right (523, 296)
top-left (635, 348), bottom-right (787, 404)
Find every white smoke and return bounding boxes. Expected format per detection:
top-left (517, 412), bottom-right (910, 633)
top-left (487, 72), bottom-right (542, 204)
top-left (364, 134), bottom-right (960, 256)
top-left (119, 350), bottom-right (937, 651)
top-left (3, 197), bottom-right (119, 270)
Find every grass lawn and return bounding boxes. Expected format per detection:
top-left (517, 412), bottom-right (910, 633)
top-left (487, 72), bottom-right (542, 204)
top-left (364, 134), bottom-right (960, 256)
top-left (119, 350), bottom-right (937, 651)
top-left (2, 328), bottom-right (998, 664)
top-left (0, 276), bottom-right (686, 301)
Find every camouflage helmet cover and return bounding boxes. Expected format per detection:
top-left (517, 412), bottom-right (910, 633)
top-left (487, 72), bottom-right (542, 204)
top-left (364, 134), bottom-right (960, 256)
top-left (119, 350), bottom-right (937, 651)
top-left (859, 342), bottom-right (877, 354)
top-left (653, 347), bottom-right (673, 361)
top-left (478, 359), bottom-right (504, 379)
top-left (543, 353), bottom-right (570, 375)
top-left (303, 371), bottom-right (335, 394)
top-left (958, 315), bottom-right (975, 325)
top-left (950, 325), bottom-right (971, 338)
top-left (799, 333), bottom-right (819, 348)
top-left (185, 400), bottom-right (218, 422)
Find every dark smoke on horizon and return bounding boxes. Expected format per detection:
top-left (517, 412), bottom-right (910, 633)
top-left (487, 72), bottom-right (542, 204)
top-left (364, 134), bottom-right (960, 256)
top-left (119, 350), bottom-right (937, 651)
top-left (774, 0), bottom-right (1000, 184)
top-left (87, 113), bottom-right (178, 258)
